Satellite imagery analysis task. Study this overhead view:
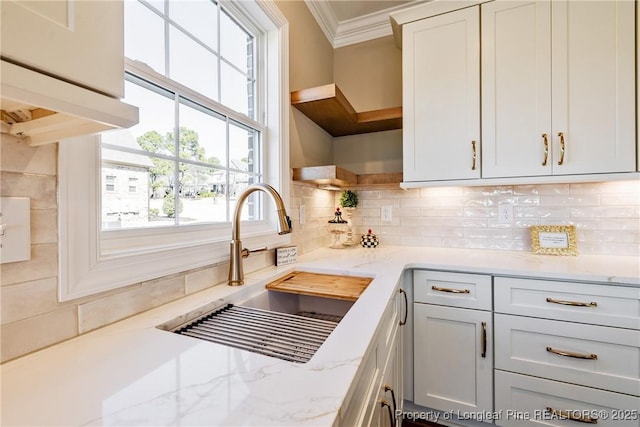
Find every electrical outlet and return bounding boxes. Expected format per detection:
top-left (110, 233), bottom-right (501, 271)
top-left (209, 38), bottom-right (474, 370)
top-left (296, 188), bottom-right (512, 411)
top-left (299, 204), bottom-right (306, 225)
top-left (381, 205), bottom-right (393, 222)
top-left (498, 204), bottom-right (513, 224)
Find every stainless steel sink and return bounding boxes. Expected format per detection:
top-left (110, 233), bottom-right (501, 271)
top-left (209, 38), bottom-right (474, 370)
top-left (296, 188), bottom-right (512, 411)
top-left (158, 291), bottom-right (354, 363)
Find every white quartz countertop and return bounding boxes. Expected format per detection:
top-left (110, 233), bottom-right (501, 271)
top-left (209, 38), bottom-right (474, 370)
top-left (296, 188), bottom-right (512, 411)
top-left (1, 246), bottom-right (638, 426)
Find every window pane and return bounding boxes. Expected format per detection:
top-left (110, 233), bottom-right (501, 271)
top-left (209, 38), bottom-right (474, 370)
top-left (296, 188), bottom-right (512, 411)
top-left (179, 164), bottom-right (226, 223)
top-left (103, 80), bottom-right (176, 154)
top-left (179, 100), bottom-right (227, 167)
top-left (145, 0), bottom-right (165, 13)
top-left (221, 62), bottom-right (253, 117)
top-left (220, 10), bottom-right (251, 74)
top-left (229, 173), bottom-right (260, 222)
top-left (169, 0), bottom-right (218, 50)
top-left (101, 154), bottom-right (176, 229)
top-left (125, 1), bottom-right (165, 74)
top-left (110, 0), bottom-right (266, 231)
top-left (169, 26), bottom-right (218, 100)
top-left (229, 122), bottom-right (260, 176)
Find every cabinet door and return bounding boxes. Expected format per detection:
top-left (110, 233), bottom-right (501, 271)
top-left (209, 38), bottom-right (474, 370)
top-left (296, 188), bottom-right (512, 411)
top-left (551, 0), bottom-right (635, 175)
top-left (403, 6), bottom-right (480, 182)
top-left (414, 304), bottom-right (492, 414)
top-left (379, 331), bottom-right (401, 427)
top-left (481, 1), bottom-right (551, 178)
top-left (0, 0), bottom-right (124, 97)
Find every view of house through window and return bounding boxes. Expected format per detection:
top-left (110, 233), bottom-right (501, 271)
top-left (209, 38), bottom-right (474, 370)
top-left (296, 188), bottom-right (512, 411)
top-left (101, 0), bottom-right (263, 230)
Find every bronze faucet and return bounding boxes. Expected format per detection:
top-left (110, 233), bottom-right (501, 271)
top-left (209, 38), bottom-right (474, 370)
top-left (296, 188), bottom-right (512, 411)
top-left (228, 183), bottom-right (291, 286)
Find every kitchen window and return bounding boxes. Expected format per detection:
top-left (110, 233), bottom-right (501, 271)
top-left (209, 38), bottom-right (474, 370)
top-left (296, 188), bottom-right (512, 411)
top-left (59, 0), bottom-right (289, 301)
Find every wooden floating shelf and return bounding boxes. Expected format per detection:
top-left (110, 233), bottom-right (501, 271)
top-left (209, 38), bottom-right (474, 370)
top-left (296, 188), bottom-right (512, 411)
top-left (356, 172), bottom-right (404, 187)
top-left (290, 83), bottom-right (402, 137)
top-left (292, 165), bottom-right (403, 189)
top-left (292, 165), bottom-right (357, 187)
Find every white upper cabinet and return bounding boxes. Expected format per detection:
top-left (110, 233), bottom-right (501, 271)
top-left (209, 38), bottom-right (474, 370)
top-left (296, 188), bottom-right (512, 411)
top-left (482, 0), bottom-right (636, 178)
top-left (481, 1), bottom-right (551, 178)
top-left (0, 1), bottom-right (137, 145)
top-left (402, 6), bottom-right (480, 182)
top-left (551, 0), bottom-right (635, 175)
top-left (1, 0), bottom-right (124, 98)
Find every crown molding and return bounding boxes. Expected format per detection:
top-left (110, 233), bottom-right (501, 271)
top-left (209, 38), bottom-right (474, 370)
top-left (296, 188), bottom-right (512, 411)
top-left (304, 1), bottom-right (339, 46)
top-left (305, 0), bottom-right (424, 48)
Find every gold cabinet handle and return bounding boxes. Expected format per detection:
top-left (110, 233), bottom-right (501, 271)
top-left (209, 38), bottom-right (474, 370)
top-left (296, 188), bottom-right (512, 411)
top-left (557, 132), bottom-right (566, 165)
top-left (432, 285), bottom-right (470, 294)
top-left (546, 297), bottom-right (597, 307)
top-left (471, 140), bottom-right (477, 170)
top-left (546, 346), bottom-right (597, 360)
top-left (481, 321), bottom-right (487, 358)
top-left (542, 133), bottom-right (549, 166)
top-left (546, 407), bottom-right (598, 424)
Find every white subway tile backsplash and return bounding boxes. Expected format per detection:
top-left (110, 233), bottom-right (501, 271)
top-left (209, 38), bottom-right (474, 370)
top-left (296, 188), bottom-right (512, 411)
top-left (1, 306), bottom-right (77, 362)
top-left (30, 209), bottom-right (58, 244)
top-left (570, 206), bottom-right (638, 219)
top-left (540, 195), bottom-right (601, 206)
top-left (600, 193), bottom-right (640, 206)
top-left (0, 137), bottom-right (57, 175)
top-left (601, 242), bottom-right (640, 256)
top-left (185, 265), bottom-right (228, 294)
top-left (1, 278), bottom-right (59, 324)
top-left (0, 172), bottom-right (57, 209)
top-left (331, 180), bottom-right (639, 257)
top-left (0, 244), bottom-right (58, 286)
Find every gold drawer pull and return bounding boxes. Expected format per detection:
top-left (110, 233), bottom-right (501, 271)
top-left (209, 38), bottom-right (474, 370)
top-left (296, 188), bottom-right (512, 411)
top-left (432, 286), bottom-right (470, 294)
top-left (546, 346), bottom-right (598, 360)
top-left (557, 132), bottom-right (566, 165)
top-left (542, 133), bottom-right (549, 166)
top-left (546, 297), bottom-right (597, 307)
top-left (546, 407), bottom-right (598, 424)
top-left (471, 140), bottom-right (477, 170)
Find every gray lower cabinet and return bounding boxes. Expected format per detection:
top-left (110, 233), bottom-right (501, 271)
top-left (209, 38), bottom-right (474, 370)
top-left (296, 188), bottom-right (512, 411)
top-left (410, 271), bottom-right (640, 426)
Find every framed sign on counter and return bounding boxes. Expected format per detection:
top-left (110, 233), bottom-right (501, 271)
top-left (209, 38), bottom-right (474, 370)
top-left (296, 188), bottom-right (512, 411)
top-left (530, 225), bottom-right (578, 256)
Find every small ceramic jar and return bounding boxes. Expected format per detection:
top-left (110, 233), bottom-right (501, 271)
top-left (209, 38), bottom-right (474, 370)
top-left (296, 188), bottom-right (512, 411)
top-left (360, 229), bottom-right (379, 248)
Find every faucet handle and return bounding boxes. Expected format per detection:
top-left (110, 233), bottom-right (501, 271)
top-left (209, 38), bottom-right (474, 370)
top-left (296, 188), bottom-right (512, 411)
top-left (241, 246), bottom-right (268, 258)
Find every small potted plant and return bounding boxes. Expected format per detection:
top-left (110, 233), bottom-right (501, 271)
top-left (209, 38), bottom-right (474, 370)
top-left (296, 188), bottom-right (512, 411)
top-left (339, 189), bottom-right (358, 208)
top-left (339, 190), bottom-right (358, 246)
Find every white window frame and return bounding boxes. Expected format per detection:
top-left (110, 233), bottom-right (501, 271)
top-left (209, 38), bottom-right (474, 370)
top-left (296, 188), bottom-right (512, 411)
top-left (58, 0), bottom-right (289, 301)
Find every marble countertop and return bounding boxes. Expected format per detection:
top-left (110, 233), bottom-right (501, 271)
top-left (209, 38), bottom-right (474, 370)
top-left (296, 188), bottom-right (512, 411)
top-left (1, 246), bottom-right (638, 426)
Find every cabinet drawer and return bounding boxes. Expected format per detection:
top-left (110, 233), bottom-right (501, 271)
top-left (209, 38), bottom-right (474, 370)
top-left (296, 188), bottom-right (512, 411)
top-left (414, 270), bottom-right (492, 310)
top-left (494, 277), bottom-right (640, 329)
top-left (495, 314), bottom-right (640, 396)
top-left (495, 370), bottom-right (640, 427)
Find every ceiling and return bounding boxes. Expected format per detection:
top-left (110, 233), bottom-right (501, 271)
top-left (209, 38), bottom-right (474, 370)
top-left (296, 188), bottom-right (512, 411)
top-left (304, 0), bottom-right (425, 48)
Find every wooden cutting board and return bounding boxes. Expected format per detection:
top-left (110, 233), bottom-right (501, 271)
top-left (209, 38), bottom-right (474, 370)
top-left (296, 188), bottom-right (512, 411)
top-left (265, 271), bottom-right (372, 301)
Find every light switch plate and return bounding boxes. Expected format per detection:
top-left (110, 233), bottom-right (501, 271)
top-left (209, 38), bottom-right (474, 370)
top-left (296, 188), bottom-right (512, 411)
top-left (0, 197), bottom-right (31, 264)
top-left (381, 205), bottom-right (393, 222)
top-left (299, 204), bottom-right (306, 225)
